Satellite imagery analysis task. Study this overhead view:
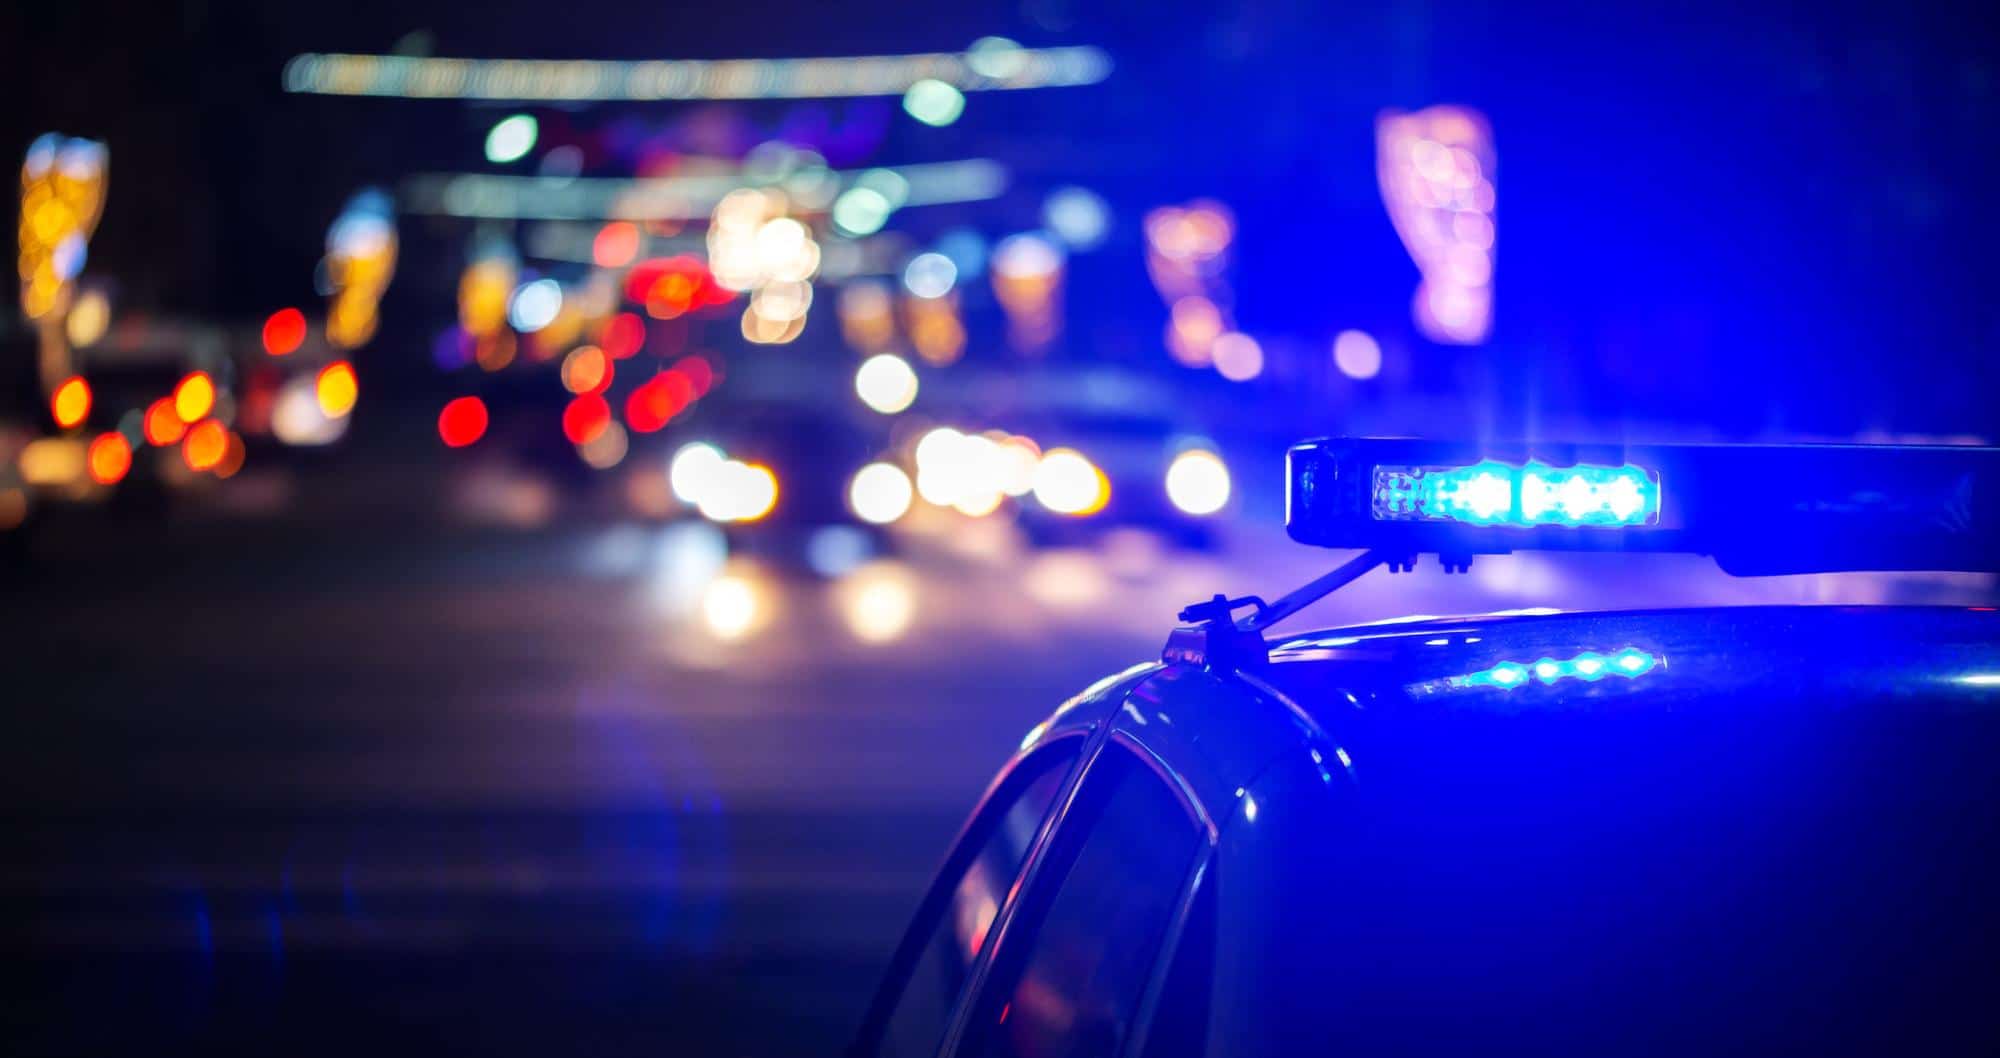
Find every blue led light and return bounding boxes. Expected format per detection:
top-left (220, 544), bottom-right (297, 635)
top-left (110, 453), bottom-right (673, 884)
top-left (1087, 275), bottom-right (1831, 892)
top-left (1455, 647), bottom-right (1662, 690)
top-left (1372, 460), bottom-right (1660, 528)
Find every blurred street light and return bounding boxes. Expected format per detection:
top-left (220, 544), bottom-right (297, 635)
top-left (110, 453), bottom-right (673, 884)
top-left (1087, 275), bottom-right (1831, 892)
top-left (484, 114), bottom-right (539, 164)
top-left (1165, 449), bottom-right (1231, 516)
top-left (854, 354), bottom-right (919, 415)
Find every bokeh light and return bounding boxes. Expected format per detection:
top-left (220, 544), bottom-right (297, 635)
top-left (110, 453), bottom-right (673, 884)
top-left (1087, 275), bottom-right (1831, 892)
top-left (316, 361), bottom-right (359, 418)
top-left (831, 187), bottom-right (891, 237)
top-left (1165, 449), bottom-right (1231, 515)
top-left (562, 393), bottom-right (611, 445)
top-left (626, 372), bottom-right (691, 434)
top-left (592, 221), bottom-right (641, 268)
top-left (182, 419), bottom-right (229, 472)
top-left (18, 438), bottom-right (87, 486)
top-left (484, 114), bottom-right (539, 164)
top-left (1043, 187), bottom-right (1109, 250)
top-left (1377, 105), bottom-right (1496, 344)
top-left (902, 78), bottom-right (966, 126)
top-left (438, 397), bottom-right (488, 448)
top-left (561, 345), bottom-right (612, 395)
top-left (1212, 332), bottom-right (1264, 382)
top-left (173, 372), bottom-right (215, 423)
top-left (578, 420), bottom-right (629, 469)
top-left (1333, 329), bottom-right (1383, 379)
top-left (66, 288), bottom-right (110, 347)
top-left (848, 462), bottom-right (914, 525)
top-left (701, 574), bottom-right (763, 641)
top-left (696, 461), bottom-right (780, 523)
top-left (669, 443), bottom-right (726, 504)
top-left (902, 253), bottom-right (958, 299)
top-left (836, 564), bottom-right (917, 644)
top-left (990, 233), bottom-right (1065, 353)
top-left (263, 307), bottom-right (307, 356)
top-left (51, 376), bottom-right (91, 429)
top-left (213, 431), bottom-right (247, 479)
top-left (600, 312), bottom-right (646, 358)
top-left (854, 354), bottom-right (919, 415)
top-left (323, 188), bottom-right (397, 350)
top-left (272, 375), bottom-right (349, 446)
top-left (459, 257), bottom-right (516, 338)
top-left (508, 278), bottom-right (562, 332)
top-left (18, 134), bottom-right (106, 321)
top-left (86, 432), bottom-right (131, 485)
top-left (144, 398), bottom-right (186, 446)
top-left (1033, 448), bottom-right (1109, 516)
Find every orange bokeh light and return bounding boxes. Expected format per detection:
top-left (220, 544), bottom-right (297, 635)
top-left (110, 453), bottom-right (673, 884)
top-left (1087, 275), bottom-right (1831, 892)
top-left (182, 419), bottom-right (229, 471)
top-left (561, 345), bottom-right (611, 395)
top-left (317, 361), bottom-right (358, 417)
top-left (213, 431), bottom-right (246, 479)
top-left (173, 372), bottom-right (216, 423)
top-left (263, 307), bottom-right (308, 356)
top-left (86, 432), bottom-right (132, 484)
top-left (51, 376), bottom-right (92, 428)
top-left (593, 222), bottom-right (641, 268)
top-left (144, 399), bottom-right (187, 446)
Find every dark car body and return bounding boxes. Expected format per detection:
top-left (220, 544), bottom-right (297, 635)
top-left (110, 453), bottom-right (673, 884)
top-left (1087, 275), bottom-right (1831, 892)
top-left (853, 605), bottom-right (2000, 1057)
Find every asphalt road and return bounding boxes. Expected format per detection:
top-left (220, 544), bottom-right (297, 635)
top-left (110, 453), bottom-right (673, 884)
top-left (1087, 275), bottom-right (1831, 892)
top-left (0, 516), bottom-right (1161, 1057)
top-left (5, 481), bottom-right (1989, 1057)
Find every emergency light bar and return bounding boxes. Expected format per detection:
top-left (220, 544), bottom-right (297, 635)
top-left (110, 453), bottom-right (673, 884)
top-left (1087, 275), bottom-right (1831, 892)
top-left (1287, 438), bottom-right (2000, 575)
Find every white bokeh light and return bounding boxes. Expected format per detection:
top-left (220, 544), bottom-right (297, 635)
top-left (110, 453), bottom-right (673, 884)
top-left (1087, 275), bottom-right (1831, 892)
top-left (854, 354), bottom-right (919, 415)
top-left (669, 442), bottom-right (726, 504)
top-left (1033, 448), bottom-right (1107, 515)
top-left (1165, 450), bottom-right (1231, 516)
top-left (848, 462), bottom-right (914, 525)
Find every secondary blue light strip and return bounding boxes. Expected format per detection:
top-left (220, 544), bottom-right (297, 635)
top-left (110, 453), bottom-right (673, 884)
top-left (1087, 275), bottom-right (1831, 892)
top-left (1371, 460), bottom-right (1660, 528)
top-left (1454, 647), bottom-right (1661, 690)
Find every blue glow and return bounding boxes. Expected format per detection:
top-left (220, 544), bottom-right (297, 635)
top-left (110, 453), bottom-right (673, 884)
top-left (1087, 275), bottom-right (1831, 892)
top-left (1456, 647), bottom-right (1661, 690)
top-left (1372, 460), bottom-right (1660, 528)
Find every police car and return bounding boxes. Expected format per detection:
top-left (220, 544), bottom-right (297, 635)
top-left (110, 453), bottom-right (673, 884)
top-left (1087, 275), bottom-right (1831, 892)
top-left (852, 439), bottom-right (2000, 1057)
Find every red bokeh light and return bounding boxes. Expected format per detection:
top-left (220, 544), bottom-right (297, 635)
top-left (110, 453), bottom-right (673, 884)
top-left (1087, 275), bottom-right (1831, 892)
top-left (674, 355), bottom-right (715, 396)
top-left (623, 256), bottom-right (732, 319)
top-left (593, 222), bottom-right (641, 269)
top-left (438, 397), bottom-right (489, 448)
top-left (600, 312), bottom-right (646, 359)
top-left (624, 374), bottom-right (690, 434)
top-left (562, 394), bottom-right (611, 446)
top-left (263, 308), bottom-right (308, 356)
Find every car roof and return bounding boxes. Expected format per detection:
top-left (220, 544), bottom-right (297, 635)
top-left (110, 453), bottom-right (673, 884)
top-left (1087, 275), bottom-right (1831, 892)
top-left (1259, 604), bottom-right (2000, 719)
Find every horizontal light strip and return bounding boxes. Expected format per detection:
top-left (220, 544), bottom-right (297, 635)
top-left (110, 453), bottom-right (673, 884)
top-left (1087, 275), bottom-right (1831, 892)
top-left (282, 47), bottom-right (1111, 102)
top-left (1372, 459), bottom-right (1660, 528)
top-left (1455, 648), bottom-right (1662, 690)
top-left (400, 159), bottom-right (1006, 221)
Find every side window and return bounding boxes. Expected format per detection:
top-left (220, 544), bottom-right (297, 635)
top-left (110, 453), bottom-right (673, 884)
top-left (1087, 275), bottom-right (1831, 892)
top-left (1134, 861), bottom-right (1215, 1058)
top-left (878, 748), bottom-right (1077, 1058)
top-left (959, 747), bottom-right (1204, 1058)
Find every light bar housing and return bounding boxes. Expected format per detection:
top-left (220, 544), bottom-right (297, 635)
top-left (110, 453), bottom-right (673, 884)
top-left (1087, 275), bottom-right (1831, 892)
top-left (1287, 438), bottom-right (2000, 575)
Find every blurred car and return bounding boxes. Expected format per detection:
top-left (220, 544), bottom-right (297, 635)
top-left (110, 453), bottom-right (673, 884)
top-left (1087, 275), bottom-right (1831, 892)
top-left (849, 439), bottom-right (2000, 1056)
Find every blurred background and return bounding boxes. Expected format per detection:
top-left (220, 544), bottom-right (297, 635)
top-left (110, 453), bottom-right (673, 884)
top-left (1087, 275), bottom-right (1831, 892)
top-left (3, 1), bottom-right (1997, 1053)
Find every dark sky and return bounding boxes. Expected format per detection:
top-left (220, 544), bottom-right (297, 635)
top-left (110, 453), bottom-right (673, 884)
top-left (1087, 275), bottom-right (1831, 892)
top-left (6, 0), bottom-right (1999, 435)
